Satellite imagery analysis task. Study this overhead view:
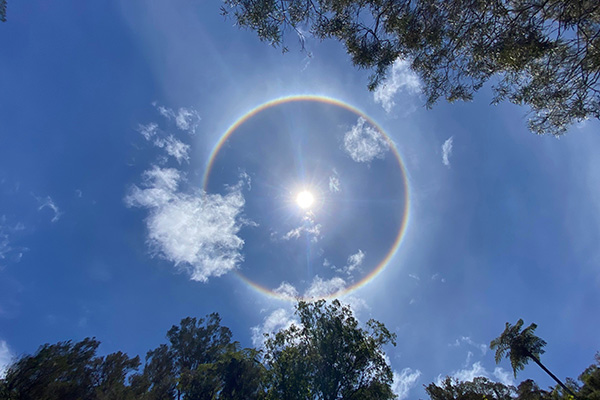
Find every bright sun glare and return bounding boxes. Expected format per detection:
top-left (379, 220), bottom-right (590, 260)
top-left (296, 190), bottom-right (315, 209)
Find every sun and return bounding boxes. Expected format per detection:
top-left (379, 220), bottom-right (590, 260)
top-left (296, 190), bottom-right (315, 209)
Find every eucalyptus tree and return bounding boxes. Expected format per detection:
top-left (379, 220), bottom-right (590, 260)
top-left (425, 376), bottom-right (515, 400)
top-left (490, 319), bottom-right (578, 399)
top-left (222, 0), bottom-right (600, 135)
top-left (262, 299), bottom-right (397, 400)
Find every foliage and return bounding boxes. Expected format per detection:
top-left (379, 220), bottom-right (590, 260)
top-left (0, 0), bottom-right (5, 22)
top-left (221, 0), bottom-right (600, 135)
top-left (1, 310), bottom-right (598, 400)
top-left (490, 319), bottom-right (546, 378)
top-left (262, 299), bottom-right (397, 399)
top-left (426, 376), bottom-right (515, 400)
top-left (1, 337), bottom-right (140, 400)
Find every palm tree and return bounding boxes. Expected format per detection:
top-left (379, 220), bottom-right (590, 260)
top-left (490, 319), bottom-right (578, 399)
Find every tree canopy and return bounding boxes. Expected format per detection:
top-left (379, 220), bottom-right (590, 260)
top-left (221, 0), bottom-right (600, 135)
top-left (1, 309), bottom-right (599, 399)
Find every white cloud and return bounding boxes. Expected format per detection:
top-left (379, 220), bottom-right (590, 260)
top-left (392, 368), bottom-right (422, 400)
top-left (343, 117), bottom-right (390, 163)
top-left (137, 123), bottom-right (190, 164)
top-left (493, 367), bottom-right (515, 386)
top-left (125, 166), bottom-right (248, 282)
top-left (408, 273), bottom-right (420, 281)
top-left (282, 213), bottom-right (322, 243)
top-left (374, 58), bottom-right (421, 113)
top-left (0, 217), bottom-right (27, 268)
top-left (439, 362), bottom-right (515, 387)
top-left (344, 249), bottom-right (365, 275)
top-left (138, 122), bottom-right (159, 140)
top-left (37, 195), bottom-right (62, 222)
top-left (431, 273), bottom-right (446, 283)
top-left (451, 336), bottom-right (488, 356)
top-left (154, 135), bottom-right (190, 164)
top-left (303, 276), bottom-right (347, 299)
top-left (251, 308), bottom-right (296, 348)
top-left (153, 103), bottom-right (201, 134)
top-left (329, 169), bottom-right (341, 192)
top-left (0, 340), bottom-right (13, 378)
top-left (274, 281), bottom-right (299, 299)
top-left (452, 361), bottom-right (488, 382)
top-left (442, 136), bottom-right (454, 167)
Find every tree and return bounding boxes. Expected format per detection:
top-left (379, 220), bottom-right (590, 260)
top-left (0, 0), bottom-right (6, 22)
top-left (1, 337), bottom-right (140, 400)
top-left (425, 376), bottom-right (515, 400)
top-left (221, 0), bottom-right (600, 135)
top-left (490, 319), bottom-right (578, 399)
top-left (262, 299), bottom-right (397, 400)
top-left (140, 314), bottom-right (265, 400)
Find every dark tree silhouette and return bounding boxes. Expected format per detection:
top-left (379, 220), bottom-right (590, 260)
top-left (490, 319), bottom-right (578, 399)
top-left (222, 0), bottom-right (600, 135)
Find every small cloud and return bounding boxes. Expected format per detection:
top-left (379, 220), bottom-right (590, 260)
top-left (153, 103), bottom-right (201, 134)
top-left (0, 339), bottom-right (14, 378)
top-left (153, 135), bottom-right (190, 164)
top-left (137, 123), bottom-right (191, 164)
top-left (392, 368), bottom-right (422, 400)
top-left (251, 308), bottom-right (296, 348)
top-left (451, 361), bottom-right (488, 383)
top-left (450, 336), bottom-right (488, 356)
top-left (374, 58), bottom-right (421, 113)
top-left (303, 276), bottom-right (347, 299)
top-left (0, 218), bottom-right (27, 268)
top-left (274, 282), bottom-right (299, 299)
top-left (344, 249), bottom-right (365, 276)
top-left (408, 273), bottom-right (420, 281)
top-left (328, 169), bottom-right (341, 193)
top-left (438, 362), bottom-right (514, 387)
top-left (282, 213), bottom-right (322, 243)
top-left (442, 136), bottom-right (454, 167)
top-left (37, 195), bottom-right (62, 222)
top-left (343, 117), bottom-right (390, 163)
top-left (431, 273), bottom-right (446, 283)
top-left (124, 166), bottom-right (249, 282)
top-left (137, 122), bottom-right (159, 140)
top-left (493, 367), bottom-right (515, 386)
top-left (74, 189), bottom-right (83, 198)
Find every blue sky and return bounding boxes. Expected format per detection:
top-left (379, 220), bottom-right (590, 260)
top-left (1, 1), bottom-right (599, 398)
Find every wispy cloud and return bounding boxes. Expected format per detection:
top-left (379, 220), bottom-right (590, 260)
top-left (392, 368), bottom-right (422, 400)
top-left (153, 103), bottom-right (201, 134)
top-left (0, 340), bottom-right (13, 378)
top-left (274, 282), bottom-right (299, 299)
top-left (37, 195), bottom-right (62, 222)
top-left (125, 166), bottom-right (249, 282)
top-left (374, 58), bottom-right (421, 113)
top-left (304, 276), bottom-right (347, 299)
top-left (408, 273), bottom-right (420, 281)
top-left (154, 135), bottom-right (190, 164)
top-left (282, 212), bottom-right (322, 243)
top-left (344, 249), bottom-right (365, 276)
top-left (251, 308), bottom-right (296, 348)
top-left (137, 123), bottom-right (190, 164)
top-left (343, 117), bottom-right (390, 163)
top-left (0, 217), bottom-right (27, 268)
top-left (329, 169), bottom-right (341, 193)
top-left (450, 336), bottom-right (488, 356)
top-left (438, 362), bottom-right (514, 387)
top-left (442, 136), bottom-right (454, 167)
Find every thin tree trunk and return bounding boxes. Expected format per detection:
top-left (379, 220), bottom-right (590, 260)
top-left (527, 352), bottom-right (579, 399)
